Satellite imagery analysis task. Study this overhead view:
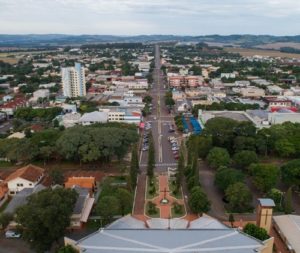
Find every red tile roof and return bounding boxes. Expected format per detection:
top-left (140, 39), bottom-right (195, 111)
top-left (5, 164), bottom-right (44, 183)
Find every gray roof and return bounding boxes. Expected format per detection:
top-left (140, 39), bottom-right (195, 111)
top-left (73, 186), bottom-right (89, 215)
top-left (258, 198), bottom-right (275, 207)
top-left (108, 216), bottom-right (146, 229)
top-left (79, 111), bottom-right (108, 123)
top-left (4, 185), bottom-right (46, 214)
top-left (273, 215), bottom-right (300, 252)
top-left (76, 228), bottom-right (264, 253)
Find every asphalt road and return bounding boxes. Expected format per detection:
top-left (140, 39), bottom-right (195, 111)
top-left (140, 45), bottom-right (178, 172)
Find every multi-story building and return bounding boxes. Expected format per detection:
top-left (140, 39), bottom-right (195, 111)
top-left (62, 63), bottom-right (86, 98)
top-left (168, 74), bottom-right (204, 88)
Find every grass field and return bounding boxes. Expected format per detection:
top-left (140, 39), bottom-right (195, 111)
top-left (224, 47), bottom-right (300, 59)
top-left (0, 57), bottom-right (19, 64)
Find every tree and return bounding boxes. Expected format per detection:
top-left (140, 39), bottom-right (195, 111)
top-left (250, 164), bottom-right (280, 193)
top-left (16, 188), bottom-right (78, 252)
top-left (129, 145), bottom-right (139, 191)
top-left (192, 153), bottom-right (199, 187)
top-left (147, 132), bottom-right (155, 178)
top-left (143, 95), bottom-right (152, 104)
top-left (188, 186), bottom-right (210, 214)
top-left (229, 213), bottom-right (235, 228)
top-left (243, 223), bottom-right (270, 241)
top-left (97, 196), bottom-right (120, 222)
top-left (57, 245), bottom-right (78, 253)
top-left (233, 151), bottom-right (258, 170)
top-left (197, 136), bottom-right (212, 159)
top-left (49, 168), bottom-right (64, 185)
top-left (267, 188), bottom-right (284, 211)
top-left (225, 182), bottom-right (252, 213)
top-left (275, 139), bottom-right (296, 158)
top-left (0, 213), bottom-right (13, 229)
top-left (281, 159), bottom-right (300, 188)
top-left (176, 146), bottom-right (185, 187)
top-left (116, 188), bottom-right (133, 216)
top-left (215, 167), bottom-right (244, 192)
top-left (284, 187), bottom-right (293, 214)
top-left (207, 147), bottom-right (230, 169)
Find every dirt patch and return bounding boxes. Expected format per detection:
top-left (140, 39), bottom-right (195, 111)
top-left (224, 47), bottom-right (300, 59)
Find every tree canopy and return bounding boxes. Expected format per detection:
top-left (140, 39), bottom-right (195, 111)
top-left (188, 186), bottom-right (210, 214)
top-left (225, 182), bottom-right (252, 213)
top-left (207, 147), bottom-right (231, 169)
top-left (16, 188), bottom-right (78, 252)
top-left (250, 163), bottom-right (280, 193)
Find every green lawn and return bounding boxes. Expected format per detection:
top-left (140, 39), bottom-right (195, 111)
top-left (146, 176), bottom-right (159, 199)
top-left (169, 179), bottom-right (183, 199)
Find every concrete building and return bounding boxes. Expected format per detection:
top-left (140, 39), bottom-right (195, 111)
top-left (256, 198), bottom-right (275, 234)
top-left (99, 106), bottom-right (142, 125)
top-left (65, 215), bottom-right (274, 253)
top-left (273, 215), bottom-right (300, 252)
top-left (240, 86), bottom-right (265, 98)
top-left (62, 63), bottom-right (86, 98)
top-left (79, 111), bottom-right (108, 125)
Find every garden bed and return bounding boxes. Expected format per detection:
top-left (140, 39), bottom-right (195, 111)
top-left (171, 202), bottom-right (185, 218)
top-left (146, 176), bottom-right (159, 199)
top-left (169, 179), bottom-right (183, 199)
top-left (145, 201), bottom-right (160, 218)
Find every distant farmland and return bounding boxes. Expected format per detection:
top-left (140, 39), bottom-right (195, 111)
top-left (224, 47), bottom-right (300, 59)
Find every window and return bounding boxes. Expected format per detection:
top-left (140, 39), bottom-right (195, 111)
top-left (29, 183), bottom-right (32, 186)
top-left (17, 183), bottom-right (23, 187)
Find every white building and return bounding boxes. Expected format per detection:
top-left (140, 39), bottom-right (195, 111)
top-left (33, 89), bottom-right (50, 100)
top-left (62, 63), bottom-right (86, 98)
top-left (99, 107), bottom-right (142, 125)
top-left (79, 111), bottom-right (108, 125)
top-left (5, 164), bottom-right (44, 195)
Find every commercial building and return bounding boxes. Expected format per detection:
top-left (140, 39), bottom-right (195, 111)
top-left (99, 106), bottom-right (142, 125)
top-left (62, 63), bottom-right (86, 98)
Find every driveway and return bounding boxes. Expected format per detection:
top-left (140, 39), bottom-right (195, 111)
top-left (0, 233), bottom-right (34, 253)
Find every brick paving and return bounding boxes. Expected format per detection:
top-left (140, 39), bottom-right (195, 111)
top-left (132, 174), bottom-right (147, 215)
top-left (151, 175), bottom-right (184, 219)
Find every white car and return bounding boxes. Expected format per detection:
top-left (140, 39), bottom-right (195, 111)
top-left (5, 230), bottom-right (21, 238)
top-left (172, 147), bottom-right (179, 151)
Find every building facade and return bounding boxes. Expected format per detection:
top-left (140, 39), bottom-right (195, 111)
top-left (62, 63), bottom-right (86, 98)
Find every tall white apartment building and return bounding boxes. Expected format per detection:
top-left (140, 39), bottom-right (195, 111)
top-left (62, 63), bottom-right (86, 97)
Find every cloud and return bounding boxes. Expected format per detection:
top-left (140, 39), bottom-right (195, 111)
top-left (0, 0), bottom-right (299, 35)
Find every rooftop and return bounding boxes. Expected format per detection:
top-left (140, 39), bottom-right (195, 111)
top-left (5, 164), bottom-right (44, 183)
top-left (71, 216), bottom-right (266, 253)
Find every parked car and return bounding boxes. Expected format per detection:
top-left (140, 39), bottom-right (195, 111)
top-left (142, 146), bottom-right (149, 151)
top-left (172, 147), bottom-right (179, 151)
top-left (5, 230), bottom-right (21, 239)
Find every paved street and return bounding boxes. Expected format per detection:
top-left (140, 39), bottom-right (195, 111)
top-left (139, 45), bottom-right (178, 172)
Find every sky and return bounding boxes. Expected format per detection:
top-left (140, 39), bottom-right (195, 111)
top-left (0, 0), bottom-right (299, 35)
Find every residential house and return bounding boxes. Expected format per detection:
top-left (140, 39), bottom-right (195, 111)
top-left (0, 97), bottom-right (27, 116)
top-left (70, 186), bottom-right (95, 229)
top-left (4, 184), bottom-right (46, 214)
top-left (5, 164), bottom-right (44, 195)
top-left (65, 176), bottom-right (97, 192)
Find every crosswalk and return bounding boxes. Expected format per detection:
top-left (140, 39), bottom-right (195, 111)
top-left (139, 163), bottom-right (177, 167)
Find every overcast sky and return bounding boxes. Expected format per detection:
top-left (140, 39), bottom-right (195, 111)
top-left (0, 0), bottom-right (299, 35)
